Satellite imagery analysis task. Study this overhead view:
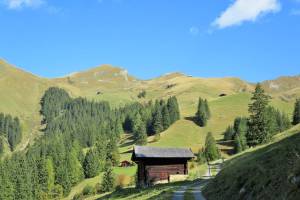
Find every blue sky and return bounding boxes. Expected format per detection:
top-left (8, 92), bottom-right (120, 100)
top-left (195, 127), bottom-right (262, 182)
top-left (0, 0), bottom-right (299, 81)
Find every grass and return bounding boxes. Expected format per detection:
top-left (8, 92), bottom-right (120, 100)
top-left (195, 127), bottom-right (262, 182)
top-left (1, 59), bottom-right (299, 199)
top-left (203, 124), bottom-right (300, 200)
top-left (92, 180), bottom-right (196, 200)
top-left (63, 174), bottom-right (103, 200)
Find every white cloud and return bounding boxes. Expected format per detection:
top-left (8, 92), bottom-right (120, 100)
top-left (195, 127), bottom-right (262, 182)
top-left (3, 0), bottom-right (45, 9)
top-left (213, 0), bottom-right (281, 29)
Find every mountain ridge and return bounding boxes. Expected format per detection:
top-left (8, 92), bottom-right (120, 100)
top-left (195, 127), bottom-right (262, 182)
top-left (0, 59), bottom-right (299, 153)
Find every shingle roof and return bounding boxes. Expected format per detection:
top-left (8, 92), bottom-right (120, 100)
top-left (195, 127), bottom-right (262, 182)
top-left (132, 146), bottom-right (194, 159)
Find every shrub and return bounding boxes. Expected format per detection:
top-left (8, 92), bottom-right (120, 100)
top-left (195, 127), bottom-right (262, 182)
top-left (116, 174), bottom-right (132, 188)
top-left (82, 185), bottom-right (95, 196)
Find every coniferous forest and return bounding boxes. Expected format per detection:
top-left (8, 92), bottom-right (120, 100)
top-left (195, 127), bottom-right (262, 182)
top-left (0, 113), bottom-right (22, 151)
top-left (0, 87), bottom-right (180, 199)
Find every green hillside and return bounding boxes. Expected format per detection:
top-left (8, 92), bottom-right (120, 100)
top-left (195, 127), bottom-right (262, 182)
top-left (0, 59), bottom-right (298, 155)
top-left (203, 124), bottom-right (300, 200)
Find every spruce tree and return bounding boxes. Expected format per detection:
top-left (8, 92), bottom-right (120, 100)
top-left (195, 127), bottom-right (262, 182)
top-left (162, 105), bottom-right (171, 130)
top-left (135, 124), bottom-right (147, 146)
top-left (0, 163), bottom-right (14, 200)
top-left (204, 99), bottom-right (211, 119)
top-left (83, 149), bottom-right (100, 178)
top-left (0, 137), bottom-right (4, 156)
top-left (293, 98), bottom-right (300, 125)
top-left (195, 98), bottom-right (208, 127)
top-left (247, 83), bottom-right (271, 146)
top-left (101, 161), bottom-right (115, 192)
top-left (204, 132), bottom-right (220, 161)
top-left (224, 126), bottom-right (235, 141)
top-left (152, 109), bottom-right (163, 134)
top-left (234, 134), bottom-right (243, 153)
top-left (197, 148), bottom-right (206, 164)
top-left (106, 139), bottom-right (120, 166)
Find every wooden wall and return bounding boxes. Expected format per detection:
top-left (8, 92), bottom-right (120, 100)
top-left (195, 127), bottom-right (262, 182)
top-left (136, 159), bottom-right (189, 186)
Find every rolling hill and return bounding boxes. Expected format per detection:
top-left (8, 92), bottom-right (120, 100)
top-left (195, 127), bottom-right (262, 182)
top-left (0, 59), bottom-right (298, 154)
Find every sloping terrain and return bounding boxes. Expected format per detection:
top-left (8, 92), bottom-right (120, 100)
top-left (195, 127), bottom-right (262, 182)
top-left (262, 75), bottom-right (300, 101)
top-left (0, 59), bottom-right (298, 153)
top-left (203, 125), bottom-right (300, 200)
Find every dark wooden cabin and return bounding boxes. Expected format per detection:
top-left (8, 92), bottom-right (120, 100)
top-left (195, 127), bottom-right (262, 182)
top-left (131, 146), bottom-right (194, 186)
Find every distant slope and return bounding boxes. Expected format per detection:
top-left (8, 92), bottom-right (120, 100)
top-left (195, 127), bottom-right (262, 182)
top-left (0, 60), bottom-right (50, 149)
top-left (203, 124), bottom-right (300, 200)
top-left (262, 75), bottom-right (300, 101)
top-left (0, 59), bottom-right (297, 153)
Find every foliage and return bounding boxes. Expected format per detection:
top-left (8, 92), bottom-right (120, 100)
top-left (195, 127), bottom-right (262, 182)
top-left (195, 97), bottom-right (210, 127)
top-left (247, 83), bottom-right (272, 146)
top-left (0, 113), bottom-right (22, 151)
top-left (293, 98), bottom-right (300, 125)
top-left (82, 185), bottom-right (95, 196)
top-left (204, 132), bottom-right (220, 161)
top-left (101, 161), bottom-right (116, 193)
top-left (223, 126), bottom-right (235, 141)
top-left (84, 149), bottom-right (100, 178)
top-left (197, 148), bottom-right (206, 164)
top-left (137, 90), bottom-right (147, 98)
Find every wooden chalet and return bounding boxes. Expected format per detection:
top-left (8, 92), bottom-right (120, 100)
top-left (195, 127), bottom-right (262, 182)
top-left (131, 146), bottom-right (194, 186)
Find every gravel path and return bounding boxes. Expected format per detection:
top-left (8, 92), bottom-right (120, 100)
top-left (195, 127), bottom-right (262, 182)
top-left (172, 160), bottom-right (224, 200)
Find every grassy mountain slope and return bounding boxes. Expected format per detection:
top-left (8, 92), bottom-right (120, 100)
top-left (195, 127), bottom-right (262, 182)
top-left (203, 124), bottom-right (300, 200)
top-left (0, 60), bottom-right (49, 150)
top-left (262, 75), bottom-right (300, 101)
top-left (0, 59), bottom-right (297, 154)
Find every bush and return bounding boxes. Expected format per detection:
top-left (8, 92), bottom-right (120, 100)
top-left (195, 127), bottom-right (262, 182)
top-left (116, 174), bottom-right (132, 188)
top-left (82, 185), bottom-right (95, 196)
top-left (137, 90), bottom-right (146, 98)
top-left (94, 183), bottom-right (102, 194)
top-left (189, 161), bottom-right (196, 170)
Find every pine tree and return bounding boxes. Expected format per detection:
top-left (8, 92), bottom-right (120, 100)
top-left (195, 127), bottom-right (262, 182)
top-left (234, 134), bottom-right (243, 153)
top-left (195, 98), bottom-right (208, 127)
top-left (38, 157), bottom-right (55, 193)
top-left (204, 132), bottom-right (220, 161)
top-left (293, 99), bottom-right (300, 125)
top-left (0, 137), bottom-right (4, 156)
top-left (101, 161), bottom-right (115, 192)
top-left (106, 139), bottom-right (120, 166)
top-left (204, 99), bottom-right (211, 119)
top-left (0, 163), bottom-right (14, 200)
top-left (197, 148), bottom-right (206, 164)
top-left (83, 149), bottom-right (100, 178)
top-left (135, 124), bottom-right (147, 146)
top-left (152, 109), bottom-right (163, 134)
top-left (162, 105), bottom-right (171, 130)
top-left (167, 96), bottom-right (180, 123)
top-left (224, 126), bottom-right (235, 141)
top-left (247, 83), bottom-right (271, 146)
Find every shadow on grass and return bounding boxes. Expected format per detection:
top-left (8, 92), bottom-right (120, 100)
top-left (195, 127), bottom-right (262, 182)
top-left (119, 139), bottom-right (135, 148)
top-left (184, 116), bottom-right (199, 126)
top-left (120, 149), bottom-right (133, 154)
top-left (96, 180), bottom-right (198, 200)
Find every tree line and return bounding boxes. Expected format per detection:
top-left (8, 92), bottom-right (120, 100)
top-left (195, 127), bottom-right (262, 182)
top-left (121, 96), bottom-right (180, 145)
top-left (0, 113), bottom-right (22, 152)
top-left (224, 83), bottom-right (293, 153)
top-left (0, 87), bottom-right (180, 199)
